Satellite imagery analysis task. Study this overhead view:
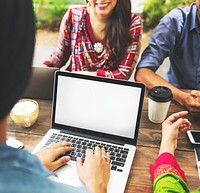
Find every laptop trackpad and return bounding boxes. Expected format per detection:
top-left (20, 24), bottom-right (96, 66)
top-left (55, 162), bottom-right (83, 188)
top-left (55, 162), bottom-right (127, 193)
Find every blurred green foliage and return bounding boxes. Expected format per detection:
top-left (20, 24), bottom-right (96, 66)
top-left (33, 0), bottom-right (86, 30)
top-left (142, 0), bottom-right (194, 29)
top-left (33, 0), bottom-right (195, 31)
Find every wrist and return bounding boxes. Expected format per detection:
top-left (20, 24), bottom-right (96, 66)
top-left (159, 140), bottom-right (175, 156)
top-left (87, 182), bottom-right (107, 193)
top-left (173, 90), bottom-right (189, 106)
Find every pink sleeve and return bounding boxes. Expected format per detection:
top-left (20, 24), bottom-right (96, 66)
top-left (150, 152), bottom-right (186, 181)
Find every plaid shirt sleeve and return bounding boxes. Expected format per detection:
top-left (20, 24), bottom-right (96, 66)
top-left (96, 14), bottom-right (142, 80)
top-left (43, 9), bottom-right (72, 68)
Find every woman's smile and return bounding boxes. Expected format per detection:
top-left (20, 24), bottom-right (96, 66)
top-left (87, 0), bottom-right (117, 16)
top-left (95, 2), bottom-right (110, 10)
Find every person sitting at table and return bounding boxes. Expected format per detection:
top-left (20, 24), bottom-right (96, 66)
top-left (0, 1), bottom-right (110, 193)
top-left (135, 0), bottom-right (200, 117)
top-left (43, 0), bottom-right (142, 80)
top-left (150, 111), bottom-right (200, 192)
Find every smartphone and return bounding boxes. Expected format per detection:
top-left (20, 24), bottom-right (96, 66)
top-left (187, 130), bottom-right (200, 145)
top-left (6, 137), bottom-right (24, 149)
top-left (194, 146), bottom-right (200, 180)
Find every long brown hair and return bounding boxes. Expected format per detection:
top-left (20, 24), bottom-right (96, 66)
top-left (104, 0), bottom-right (132, 70)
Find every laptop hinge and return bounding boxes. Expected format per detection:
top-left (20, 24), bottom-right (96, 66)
top-left (60, 130), bottom-right (125, 146)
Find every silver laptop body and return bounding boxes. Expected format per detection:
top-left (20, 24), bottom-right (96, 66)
top-left (33, 71), bottom-right (145, 193)
top-left (22, 66), bottom-right (58, 100)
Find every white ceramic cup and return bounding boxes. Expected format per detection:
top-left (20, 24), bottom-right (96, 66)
top-left (10, 99), bottom-right (39, 128)
top-left (148, 86), bottom-right (173, 123)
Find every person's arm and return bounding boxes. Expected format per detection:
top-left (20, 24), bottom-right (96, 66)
top-left (159, 111), bottom-right (191, 156)
top-left (150, 111), bottom-right (191, 192)
top-left (135, 68), bottom-right (200, 117)
top-left (136, 68), bottom-right (186, 106)
top-left (96, 14), bottom-right (142, 80)
top-left (36, 143), bottom-right (110, 193)
top-left (43, 9), bottom-right (72, 68)
top-left (135, 12), bottom-right (200, 116)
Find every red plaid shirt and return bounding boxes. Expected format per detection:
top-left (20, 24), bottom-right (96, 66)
top-left (44, 6), bottom-right (142, 80)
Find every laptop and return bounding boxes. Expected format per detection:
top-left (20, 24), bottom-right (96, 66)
top-left (21, 66), bottom-right (58, 100)
top-left (33, 71), bottom-right (145, 193)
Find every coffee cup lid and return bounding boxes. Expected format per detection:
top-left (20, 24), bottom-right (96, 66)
top-left (148, 86), bottom-right (173, 102)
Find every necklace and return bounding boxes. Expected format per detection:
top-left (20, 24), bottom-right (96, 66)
top-left (93, 42), bottom-right (104, 53)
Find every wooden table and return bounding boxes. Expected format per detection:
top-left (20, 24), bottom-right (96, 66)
top-left (7, 96), bottom-right (200, 192)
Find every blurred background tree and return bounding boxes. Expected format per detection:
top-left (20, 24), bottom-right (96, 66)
top-left (142, 0), bottom-right (194, 29)
top-left (33, 0), bottom-right (195, 31)
top-left (33, 0), bottom-right (86, 31)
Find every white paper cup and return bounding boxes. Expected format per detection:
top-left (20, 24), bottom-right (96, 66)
top-left (148, 86), bottom-right (173, 123)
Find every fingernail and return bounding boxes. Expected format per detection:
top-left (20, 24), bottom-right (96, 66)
top-left (66, 156), bottom-right (71, 161)
top-left (76, 157), bottom-right (81, 161)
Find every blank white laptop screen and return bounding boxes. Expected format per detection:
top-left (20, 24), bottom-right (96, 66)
top-left (54, 75), bottom-right (142, 139)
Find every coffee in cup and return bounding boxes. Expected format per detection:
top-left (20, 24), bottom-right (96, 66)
top-left (148, 86), bottom-right (173, 123)
top-left (10, 99), bottom-right (39, 128)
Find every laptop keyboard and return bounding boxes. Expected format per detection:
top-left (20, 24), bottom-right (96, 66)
top-left (44, 133), bottom-right (129, 172)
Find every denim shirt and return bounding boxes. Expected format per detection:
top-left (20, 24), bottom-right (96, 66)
top-left (0, 144), bottom-right (89, 193)
top-left (137, 3), bottom-right (200, 89)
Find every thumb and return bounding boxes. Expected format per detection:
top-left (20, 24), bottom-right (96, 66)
top-left (76, 157), bottom-right (84, 181)
top-left (52, 156), bottom-right (70, 171)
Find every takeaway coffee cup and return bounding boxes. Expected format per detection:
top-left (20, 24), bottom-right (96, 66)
top-left (148, 86), bottom-right (173, 123)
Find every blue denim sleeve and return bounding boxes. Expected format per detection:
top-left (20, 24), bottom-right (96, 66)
top-left (0, 169), bottom-right (91, 193)
top-left (137, 10), bottom-right (181, 71)
top-left (49, 182), bottom-right (91, 193)
top-left (0, 145), bottom-right (91, 193)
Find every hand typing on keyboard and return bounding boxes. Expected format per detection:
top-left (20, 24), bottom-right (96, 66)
top-left (44, 133), bottom-right (129, 173)
top-left (36, 141), bottom-right (73, 171)
top-left (77, 146), bottom-right (110, 193)
top-left (36, 141), bottom-right (111, 193)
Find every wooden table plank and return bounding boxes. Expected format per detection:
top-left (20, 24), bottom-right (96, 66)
top-left (125, 146), bottom-right (199, 193)
top-left (7, 131), bottom-right (43, 152)
top-left (7, 97), bottom-right (200, 192)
